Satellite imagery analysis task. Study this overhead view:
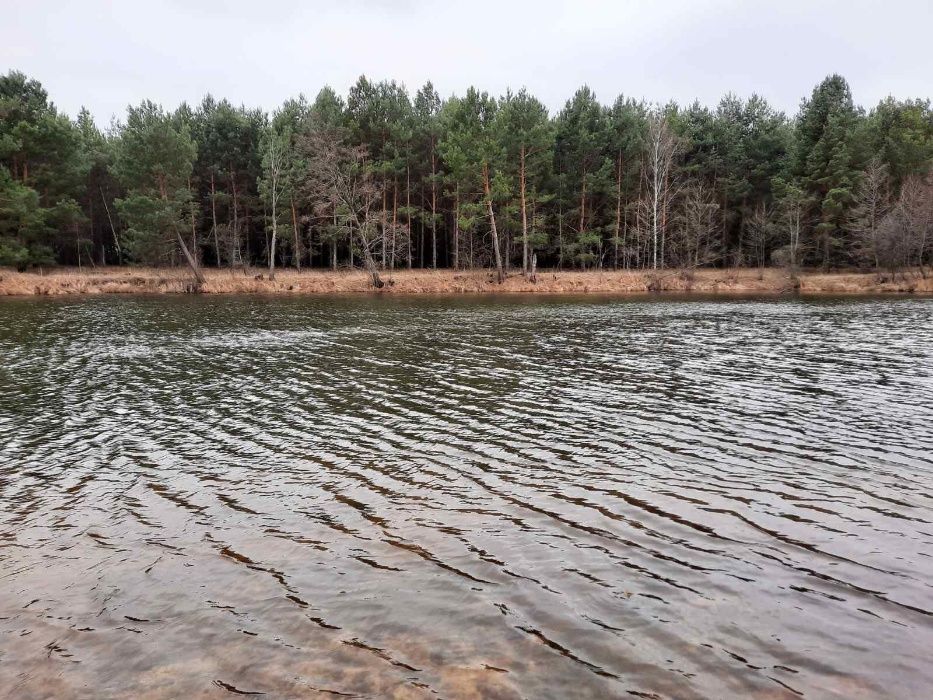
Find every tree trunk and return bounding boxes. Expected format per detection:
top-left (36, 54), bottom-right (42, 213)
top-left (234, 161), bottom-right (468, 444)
top-left (391, 182), bottom-right (398, 271)
top-left (176, 229), bottom-right (205, 286)
top-left (419, 182), bottom-right (425, 267)
top-left (660, 170), bottom-right (670, 268)
top-left (483, 163), bottom-right (504, 283)
top-left (332, 204), bottom-right (338, 270)
top-left (188, 177), bottom-right (198, 267)
top-left (230, 169), bottom-right (240, 268)
top-left (353, 227), bottom-right (383, 289)
top-left (520, 144), bottom-right (529, 276)
top-left (558, 199), bottom-right (563, 270)
top-left (470, 228), bottom-right (474, 268)
top-left (579, 166), bottom-right (587, 244)
top-left (381, 185), bottom-right (387, 269)
top-left (431, 146), bottom-right (438, 269)
top-left (614, 150), bottom-right (622, 270)
top-left (159, 177), bottom-right (204, 286)
top-left (453, 184), bottom-right (460, 270)
top-left (406, 165), bottom-right (412, 269)
top-left (652, 150), bottom-right (660, 270)
top-left (210, 173), bottom-right (220, 266)
top-left (292, 199), bottom-right (300, 270)
top-left (268, 176), bottom-right (277, 281)
top-left (100, 186), bottom-right (121, 263)
top-left (721, 192), bottom-right (728, 262)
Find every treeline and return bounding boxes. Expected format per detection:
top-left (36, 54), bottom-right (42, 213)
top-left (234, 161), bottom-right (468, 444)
top-left (1, 70), bottom-right (931, 284)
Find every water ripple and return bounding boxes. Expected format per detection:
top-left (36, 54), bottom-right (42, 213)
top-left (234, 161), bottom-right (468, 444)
top-left (1, 294), bottom-right (932, 699)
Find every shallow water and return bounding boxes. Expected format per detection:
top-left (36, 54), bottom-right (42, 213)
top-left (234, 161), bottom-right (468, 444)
top-left (1, 294), bottom-right (932, 699)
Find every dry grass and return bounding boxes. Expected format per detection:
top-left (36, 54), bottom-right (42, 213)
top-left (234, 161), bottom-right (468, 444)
top-left (1, 265), bottom-right (930, 297)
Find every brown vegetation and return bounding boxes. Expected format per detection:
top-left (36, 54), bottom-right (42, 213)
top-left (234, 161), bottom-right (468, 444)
top-left (1, 266), bottom-right (931, 297)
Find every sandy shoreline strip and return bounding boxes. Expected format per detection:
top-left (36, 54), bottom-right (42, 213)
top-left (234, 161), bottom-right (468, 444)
top-left (1, 267), bottom-right (931, 297)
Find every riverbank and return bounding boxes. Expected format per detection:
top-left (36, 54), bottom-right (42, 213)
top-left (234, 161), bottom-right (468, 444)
top-left (1, 266), bottom-right (930, 296)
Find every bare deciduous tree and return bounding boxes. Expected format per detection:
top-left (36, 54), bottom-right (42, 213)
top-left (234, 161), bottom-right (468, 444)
top-left (898, 174), bottom-right (932, 275)
top-left (876, 173), bottom-right (933, 275)
top-left (745, 202), bottom-right (776, 270)
top-left (774, 185), bottom-right (807, 269)
top-left (847, 159), bottom-right (890, 269)
top-left (672, 183), bottom-right (720, 268)
top-left (301, 129), bottom-right (385, 288)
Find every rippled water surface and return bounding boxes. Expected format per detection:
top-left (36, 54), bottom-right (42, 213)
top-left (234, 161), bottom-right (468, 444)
top-left (1, 294), bottom-right (932, 699)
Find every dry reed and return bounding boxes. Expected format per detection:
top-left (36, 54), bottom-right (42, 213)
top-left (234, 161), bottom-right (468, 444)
top-left (1, 266), bottom-right (929, 297)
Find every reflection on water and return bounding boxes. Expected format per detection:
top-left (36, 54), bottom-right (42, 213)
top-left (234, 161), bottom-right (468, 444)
top-left (1, 294), bottom-right (931, 699)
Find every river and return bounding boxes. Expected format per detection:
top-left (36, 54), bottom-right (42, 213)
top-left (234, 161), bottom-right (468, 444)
top-left (1, 295), bottom-right (931, 699)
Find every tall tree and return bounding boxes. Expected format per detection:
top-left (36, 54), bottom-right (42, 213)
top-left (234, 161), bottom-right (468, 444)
top-left (307, 86), bottom-right (348, 269)
top-left (3, 70), bottom-right (931, 274)
top-left (269, 96), bottom-right (309, 269)
top-left (847, 158), bottom-right (891, 268)
top-left (112, 101), bottom-right (203, 284)
top-left (191, 97), bottom-right (263, 267)
top-left (867, 97), bottom-right (933, 189)
top-left (794, 75), bottom-right (864, 266)
top-left (0, 71), bottom-right (86, 267)
top-left (606, 96), bottom-right (647, 269)
top-left (259, 122), bottom-right (291, 279)
top-left (496, 89), bottom-right (553, 275)
top-left (439, 88), bottom-right (504, 280)
top-left (554, 87), bottom-right (608, 268)
top-left (301, 128), bottom-right (384, 288)
top-left (414, 82), bottom-right (442, 268)
top-left (642, 110), bottom-right (679, 269)
top-left (347, 77), bottom-right (413, 270)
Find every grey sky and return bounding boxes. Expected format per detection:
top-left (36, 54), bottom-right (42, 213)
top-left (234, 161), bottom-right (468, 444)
top-left (3, 0), bottom-right (931, 124)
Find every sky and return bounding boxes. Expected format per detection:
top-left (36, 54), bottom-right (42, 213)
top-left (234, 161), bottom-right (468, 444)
top-left (2, 0), bottom-right (931, 124)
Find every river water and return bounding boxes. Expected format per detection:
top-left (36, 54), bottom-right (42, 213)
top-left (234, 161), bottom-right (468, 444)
top-left (1, 295), bottom-right (931, 699)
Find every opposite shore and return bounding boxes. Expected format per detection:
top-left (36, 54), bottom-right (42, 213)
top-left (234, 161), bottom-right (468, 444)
top-left (1, 267), bottom-right (931, 297)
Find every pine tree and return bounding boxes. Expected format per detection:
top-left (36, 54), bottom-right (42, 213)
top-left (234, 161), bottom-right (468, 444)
top-left (794, 75), bottom-right (864, 266)
top-left (414, 82), bottom-right (442, 268)
top-left (495, 89), bottom-right (553, 275)
top-left (606, 96), bottom-right (647, 268)
top-left (439, 88), bottom-right (504, 279)
top-left (112, 101), bottom-right (203, 284)
top-left (554, 87), bottom-right (608, 268)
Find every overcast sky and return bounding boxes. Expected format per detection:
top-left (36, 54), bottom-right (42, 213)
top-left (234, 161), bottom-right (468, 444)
top-left (3, 0), bottom-right (931, 124)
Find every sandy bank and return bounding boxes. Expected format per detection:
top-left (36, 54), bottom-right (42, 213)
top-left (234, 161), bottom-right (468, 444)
top-left (1, 266), bottom-right (930, 297)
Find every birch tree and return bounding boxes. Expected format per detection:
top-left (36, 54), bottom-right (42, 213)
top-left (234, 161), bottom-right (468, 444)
top-left (643, 110), bottom-right (679, 269)
top-left (771, 180), bottom-right (808, 268)
top-left (259, 124), bottom-right (290, 280)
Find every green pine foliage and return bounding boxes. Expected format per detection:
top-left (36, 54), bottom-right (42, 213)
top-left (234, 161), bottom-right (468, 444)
top-left (1, 70), bottom-right (931, 272)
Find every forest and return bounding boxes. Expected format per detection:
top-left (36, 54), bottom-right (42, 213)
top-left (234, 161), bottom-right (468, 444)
top-left (1, 70), bottom-right (931, 286)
